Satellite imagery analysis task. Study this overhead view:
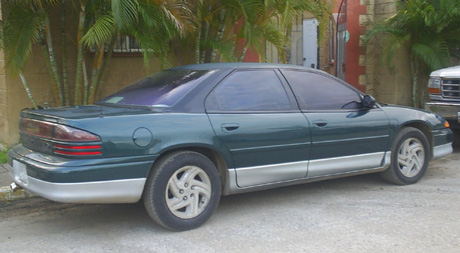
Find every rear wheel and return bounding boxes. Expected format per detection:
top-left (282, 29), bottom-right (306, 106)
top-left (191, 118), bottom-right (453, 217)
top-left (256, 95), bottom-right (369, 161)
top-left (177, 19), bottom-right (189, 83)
top-left (143, 151), bottom-right (221, 231)
top-left (382, 127), bottom-right (430, 185)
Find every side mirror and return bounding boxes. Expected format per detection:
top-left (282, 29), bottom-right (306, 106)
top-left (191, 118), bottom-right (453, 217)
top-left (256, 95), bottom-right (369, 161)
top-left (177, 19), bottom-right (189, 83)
top-left (361, 95), bottom-right (376, 109)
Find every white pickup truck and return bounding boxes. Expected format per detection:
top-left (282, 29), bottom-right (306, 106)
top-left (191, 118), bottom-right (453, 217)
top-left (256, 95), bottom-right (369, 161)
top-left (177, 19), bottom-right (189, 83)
top-left (425, 65), bottom-right (460, 138)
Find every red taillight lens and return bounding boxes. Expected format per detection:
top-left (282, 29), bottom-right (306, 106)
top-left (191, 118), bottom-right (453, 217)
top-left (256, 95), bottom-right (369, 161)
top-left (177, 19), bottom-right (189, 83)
top-left (54, 144), bottom-right (102, 156)
top-left (20, 118), bottom-right (100, 142)
top-left (54, 125), bottom-right (100, 142)
top-left (20, 118), bottom-right (54, 137)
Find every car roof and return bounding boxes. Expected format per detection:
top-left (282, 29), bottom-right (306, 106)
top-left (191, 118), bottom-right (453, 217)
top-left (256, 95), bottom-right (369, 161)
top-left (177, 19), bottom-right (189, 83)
top-left (170, 62), bottom-right (317, 71)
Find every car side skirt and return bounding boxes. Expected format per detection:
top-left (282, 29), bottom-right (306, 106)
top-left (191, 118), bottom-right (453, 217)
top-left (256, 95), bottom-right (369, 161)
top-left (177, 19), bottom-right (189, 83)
top-left (223, 152), bottom-right (391, 195)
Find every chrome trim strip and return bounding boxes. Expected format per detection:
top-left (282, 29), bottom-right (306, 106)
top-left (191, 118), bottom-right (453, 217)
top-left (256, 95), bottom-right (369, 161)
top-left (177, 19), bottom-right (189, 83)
top-left (236, 161), bottom-right (309, 187)
top-left (230, 142), bottom-right (310, 152)
top-left (313, 135), bottom-right (389, 145)
top-left (7, 163), bottom-right (146, 204)
top-left (432, 143), bottom-right (453, 160)
top-left (307, 152), bottom-right (386, 178)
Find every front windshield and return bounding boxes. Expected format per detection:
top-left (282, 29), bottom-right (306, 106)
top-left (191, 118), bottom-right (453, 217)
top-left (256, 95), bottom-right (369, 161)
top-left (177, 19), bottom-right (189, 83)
top-left (97, 69), bottom-right (215, 107)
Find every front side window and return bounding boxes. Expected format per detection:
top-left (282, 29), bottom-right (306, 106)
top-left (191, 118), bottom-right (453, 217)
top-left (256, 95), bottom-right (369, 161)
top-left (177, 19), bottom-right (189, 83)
top-left (282, 70), bottom-right (361, 110)
top-left (97, 70), bottom-right (215, 107)
top-left (206, 70), bottom-right (292, 112)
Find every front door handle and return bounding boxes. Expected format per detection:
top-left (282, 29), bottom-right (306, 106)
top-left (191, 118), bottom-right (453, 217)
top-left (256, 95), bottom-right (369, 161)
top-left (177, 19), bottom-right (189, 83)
top-left (313, 120), bottom-right (328, 127)
top-left (221, 123), bottom-right (240, 132)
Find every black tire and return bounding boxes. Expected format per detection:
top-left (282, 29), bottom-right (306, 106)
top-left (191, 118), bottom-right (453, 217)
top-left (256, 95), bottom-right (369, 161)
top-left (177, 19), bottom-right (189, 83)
top-left (143, 151), bottom-right (221, 231)
top-left (381, 127), bottom-right (430, 185)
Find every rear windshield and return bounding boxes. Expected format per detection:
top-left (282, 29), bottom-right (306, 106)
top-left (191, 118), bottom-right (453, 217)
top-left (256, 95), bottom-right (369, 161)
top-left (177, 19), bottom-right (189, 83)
top-left (97, 69), bottom-right (215, 107)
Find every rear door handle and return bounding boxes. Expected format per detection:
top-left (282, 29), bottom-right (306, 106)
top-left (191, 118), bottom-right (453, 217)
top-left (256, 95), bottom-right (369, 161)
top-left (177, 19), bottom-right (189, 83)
top-left (221, 123), bottom-right (240, 132)
top-left (313, 120), bottom-right (328, 127)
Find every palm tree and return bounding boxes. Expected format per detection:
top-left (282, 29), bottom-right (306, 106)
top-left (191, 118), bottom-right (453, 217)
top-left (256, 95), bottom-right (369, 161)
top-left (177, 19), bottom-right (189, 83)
top-left (365, 0), bottom-right (460, 108)
top-left (1, 0), bottom-right (193, 106)
top-left (1, 0), bottom-right (61, 109)
top-left (190, 0), bottom-right (332, 64)
top-left (79, 0), bottom-right (194, 104)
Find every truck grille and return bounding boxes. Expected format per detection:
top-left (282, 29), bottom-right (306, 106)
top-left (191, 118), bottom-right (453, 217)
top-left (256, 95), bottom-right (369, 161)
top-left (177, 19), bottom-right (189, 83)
top-left (442, 79), bottom-right (460, 98)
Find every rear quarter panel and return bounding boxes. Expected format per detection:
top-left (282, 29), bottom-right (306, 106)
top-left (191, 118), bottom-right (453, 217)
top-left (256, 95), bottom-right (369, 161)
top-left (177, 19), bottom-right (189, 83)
top-left (61, 113), bottom-right (234, 167)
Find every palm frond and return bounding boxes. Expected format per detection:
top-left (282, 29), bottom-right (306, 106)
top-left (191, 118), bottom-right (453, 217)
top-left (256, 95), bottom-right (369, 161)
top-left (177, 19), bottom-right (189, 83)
top-left (81, 14), bottom-right (116, 48)
top-left (412, 39), bottom-right (451, 71)
top-left (111, 0), bottom-right (139, 30)
top-left (2, 4), bottom-right (44, 73)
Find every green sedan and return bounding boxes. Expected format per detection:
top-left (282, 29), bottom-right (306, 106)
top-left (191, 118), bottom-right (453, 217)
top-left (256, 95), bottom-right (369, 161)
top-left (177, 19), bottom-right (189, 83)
top-left (7, 63), bottom-right (453, 231)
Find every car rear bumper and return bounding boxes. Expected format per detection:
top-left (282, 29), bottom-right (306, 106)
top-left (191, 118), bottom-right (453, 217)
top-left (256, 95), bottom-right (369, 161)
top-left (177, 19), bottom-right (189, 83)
top-left (7, 144), bottom-right (156, 203)
top-left (7, 162), bottom-right (145, 203)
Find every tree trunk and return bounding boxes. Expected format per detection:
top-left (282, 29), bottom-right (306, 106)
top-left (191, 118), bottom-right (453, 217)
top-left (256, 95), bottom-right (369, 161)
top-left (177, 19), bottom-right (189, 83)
top-left (19, 71), bottom-right (38, 110)
top-left (88, 45), bottom-right (105, 104)
top-left (61, 0), bottom-right (70, 106)
top-left (201, 20), bottom-right (210, 63)
top-left (82, 59), bottom-right (89, 105)
top-left (38, 30), bottom-right (61, 106)
top-left (211, 9), bottom-right (226, 62)
top-left (409, 53), bottom-right (418, 108)
top-left (44, 16), bottom-right (63, 105)
top-left (74, 3), bottom-right (86, 105)
top-left (93, 37), bottom-right (116, 101)
top-left (239, 47), bottom-right (248, 62)
top-left (195, 2), bottom-right (202, 64)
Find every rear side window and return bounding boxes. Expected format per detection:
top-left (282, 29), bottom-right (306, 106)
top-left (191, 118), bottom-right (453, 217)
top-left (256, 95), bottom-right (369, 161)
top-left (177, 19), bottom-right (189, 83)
top-left (205, 70), bottom-right (292, 112)
top-left (98, 70), bottom-right (215, 107)
top-left (282, 70), bottom-right (361, 110)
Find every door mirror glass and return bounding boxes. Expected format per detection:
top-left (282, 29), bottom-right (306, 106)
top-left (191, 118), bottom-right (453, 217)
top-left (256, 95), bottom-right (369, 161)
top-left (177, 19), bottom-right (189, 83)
top-left (361, 95), bottom-right (376, 108)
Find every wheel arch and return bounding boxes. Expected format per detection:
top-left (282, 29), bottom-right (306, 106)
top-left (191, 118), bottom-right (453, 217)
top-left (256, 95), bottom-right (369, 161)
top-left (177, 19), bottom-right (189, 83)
top-left (399, 121), bottom-right (433, 159)
top-left (146, 146), bottom-right (229, 192)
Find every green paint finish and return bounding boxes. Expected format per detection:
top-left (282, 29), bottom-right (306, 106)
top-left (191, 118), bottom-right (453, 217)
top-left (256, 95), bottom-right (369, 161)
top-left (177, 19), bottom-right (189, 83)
top-left (306, 109), bottom-right (390, 160)
top-left (207, 113), bottom-right (311, 168)
top-left (432, 129), bottom-right (454, 147)
top-left (9, 146), bottom-right (156, 183)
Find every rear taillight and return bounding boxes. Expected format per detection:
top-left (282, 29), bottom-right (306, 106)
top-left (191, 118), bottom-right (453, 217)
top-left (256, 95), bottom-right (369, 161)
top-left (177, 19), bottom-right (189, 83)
top-left (20, 118), bottom-right (102, 156)
top-left (54, 144), bottom-right (102, 156)
top-left (20, 118), bottom-right (100, 142)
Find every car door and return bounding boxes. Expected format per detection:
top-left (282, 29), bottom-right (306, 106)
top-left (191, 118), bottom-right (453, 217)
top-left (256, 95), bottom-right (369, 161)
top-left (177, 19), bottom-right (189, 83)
top-left (281, 69), bottom-right (390, 178)
top-left (205, 69), bottom-right (311, 187)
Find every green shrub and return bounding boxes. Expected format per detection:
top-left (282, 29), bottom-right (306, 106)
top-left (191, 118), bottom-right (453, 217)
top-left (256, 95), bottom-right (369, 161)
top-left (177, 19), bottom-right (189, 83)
top-left (0, 144), bottom-right (9, 164)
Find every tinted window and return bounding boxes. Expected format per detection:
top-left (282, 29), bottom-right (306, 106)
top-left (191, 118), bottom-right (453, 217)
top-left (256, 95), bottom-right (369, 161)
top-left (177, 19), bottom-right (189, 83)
top-left (283, 70), bottom-right (361, 110)
top-left (97, 70), bottom-right (215, 107)
top-left (206, 70), bottom-right (292, 112)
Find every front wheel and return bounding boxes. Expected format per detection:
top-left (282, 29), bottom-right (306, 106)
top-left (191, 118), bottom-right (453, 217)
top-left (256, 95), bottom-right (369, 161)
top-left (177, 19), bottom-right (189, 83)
top-left (143, 151), bottom-right (221, 231)
top-left (381, 127), bottom-right (430, 185)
